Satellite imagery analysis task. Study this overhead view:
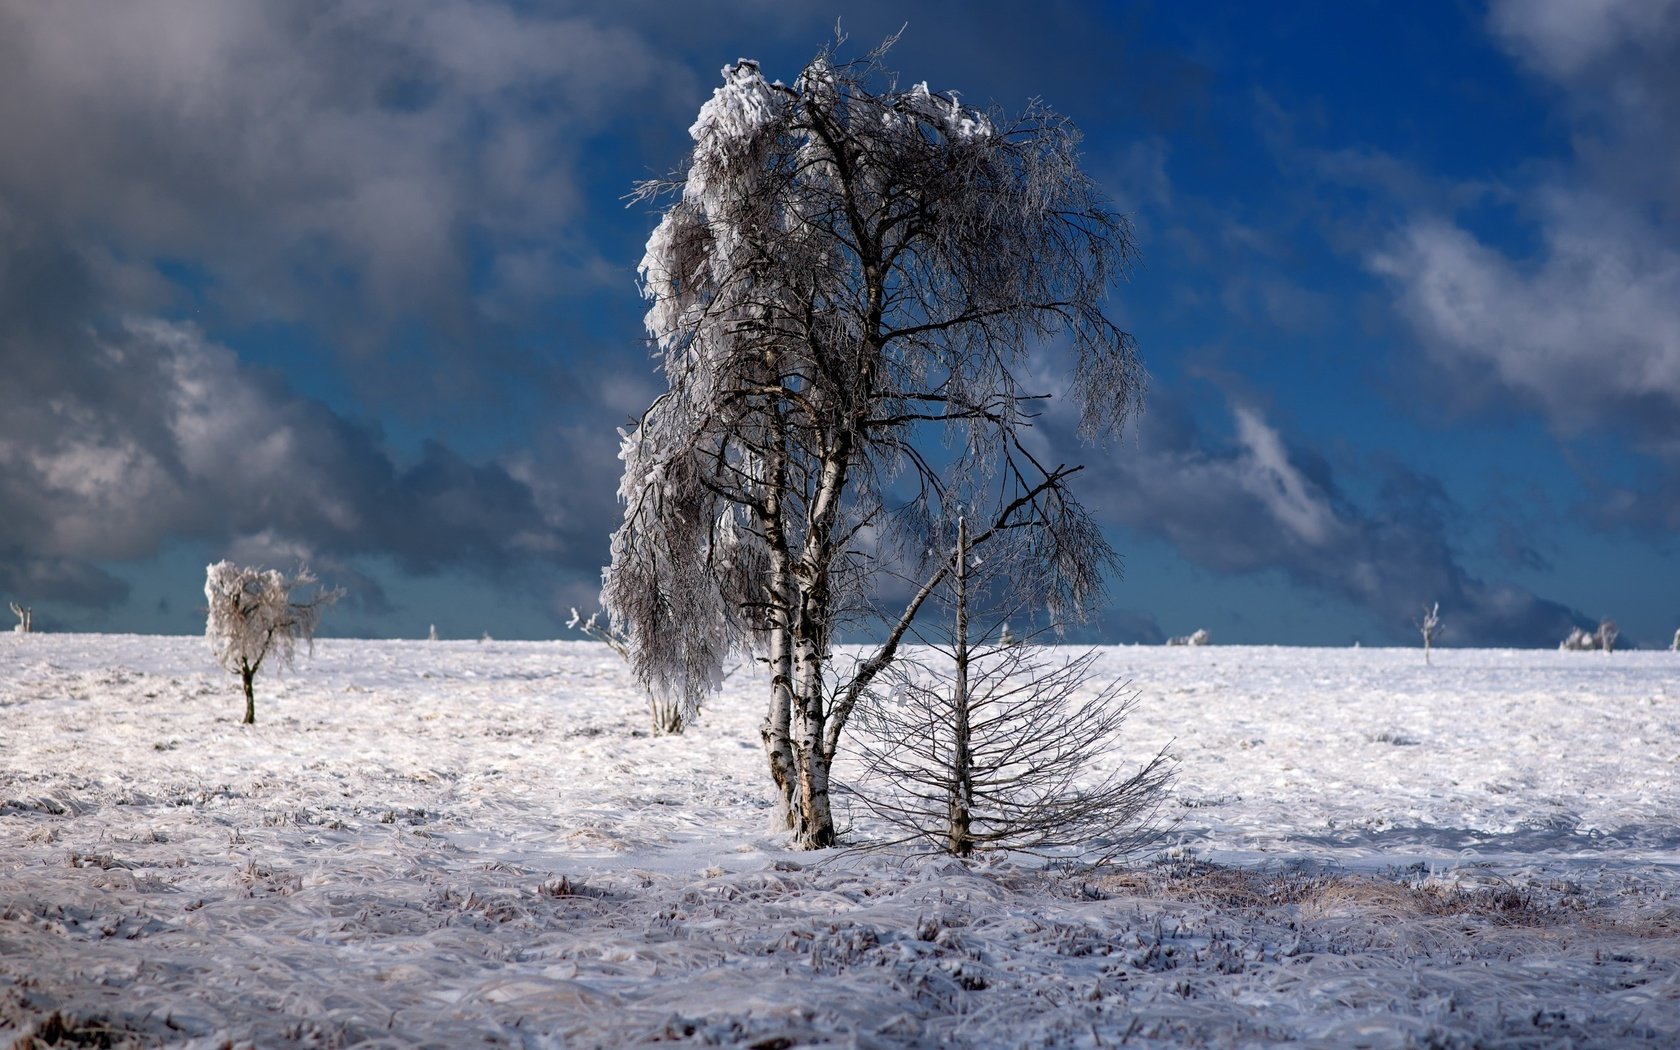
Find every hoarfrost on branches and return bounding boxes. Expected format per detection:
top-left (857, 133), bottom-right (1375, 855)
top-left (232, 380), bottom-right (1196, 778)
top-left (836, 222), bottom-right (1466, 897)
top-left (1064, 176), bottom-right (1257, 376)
top-left (204, 560), bottom-right (339, 725)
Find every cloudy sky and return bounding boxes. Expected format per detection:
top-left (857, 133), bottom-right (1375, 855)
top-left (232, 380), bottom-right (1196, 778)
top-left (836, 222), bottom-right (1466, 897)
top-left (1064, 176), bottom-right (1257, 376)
top-left (2, 0), bottom-right (1676, 647)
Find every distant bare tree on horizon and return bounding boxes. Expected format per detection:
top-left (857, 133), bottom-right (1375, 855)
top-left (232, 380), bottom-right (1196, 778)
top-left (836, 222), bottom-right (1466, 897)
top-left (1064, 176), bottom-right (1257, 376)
top-left (1416, 602), bottom-right (1442, 664)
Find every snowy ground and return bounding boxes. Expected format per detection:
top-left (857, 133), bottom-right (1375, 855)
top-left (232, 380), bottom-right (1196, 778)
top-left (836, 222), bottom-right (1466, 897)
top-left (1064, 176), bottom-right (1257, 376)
top-left (2, 635), bottom-right (1677, 1048)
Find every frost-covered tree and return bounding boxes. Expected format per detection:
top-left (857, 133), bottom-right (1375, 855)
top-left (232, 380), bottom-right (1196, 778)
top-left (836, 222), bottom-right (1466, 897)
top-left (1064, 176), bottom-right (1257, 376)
top-left (1596, 618), bottom-right (1619, 654)
top-left (1416, 602), bottom-right (1441, 664)
top-left (9, 602), bottom-right (31, 633)
top-left (603, 40), bottom-right (1142, 848)
top-left (1672, 627), bottom-right (1679, 653)
top-left (850, 520), bottom-right (1171, 858)
top-left (204, 561), bottom-right (339, 725)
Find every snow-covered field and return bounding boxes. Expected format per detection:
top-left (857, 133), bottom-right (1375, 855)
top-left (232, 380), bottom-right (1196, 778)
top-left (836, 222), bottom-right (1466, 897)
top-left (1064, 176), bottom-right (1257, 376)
top-left (2, 635), bottom-right (1676, 1047)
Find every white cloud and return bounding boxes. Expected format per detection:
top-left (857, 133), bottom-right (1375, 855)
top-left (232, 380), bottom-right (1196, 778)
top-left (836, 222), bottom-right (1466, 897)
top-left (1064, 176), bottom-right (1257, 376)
top-left (1371, 0), bottom-right (1680, 465)
top-left (1231, 406), bottom-right (1342, 547)
top-left (1370, 204), bottom-right (1680, 453)
top-left (1488, 0), bottom-right (1678, 80)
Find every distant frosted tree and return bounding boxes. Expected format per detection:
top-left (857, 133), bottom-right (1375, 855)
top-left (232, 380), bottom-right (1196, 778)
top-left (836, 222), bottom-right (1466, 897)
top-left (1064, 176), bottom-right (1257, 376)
top-left (1416, 602), bottom-right (1442, 664)
top-left (1166, 629), bottom-right (1209, 646)
top-left (1672, 627), bottom-right (1679, 652)
top-left (204, 561), bottom-right (339, 725)
top-left (1596, 618), bottom-right (1619, 653)
top-left (1560, 626), bottom-right (1595, 651)
top-left (602, 39), bottom-right (1142, 848)
top-left (9, 602), bottom-right (31, 633)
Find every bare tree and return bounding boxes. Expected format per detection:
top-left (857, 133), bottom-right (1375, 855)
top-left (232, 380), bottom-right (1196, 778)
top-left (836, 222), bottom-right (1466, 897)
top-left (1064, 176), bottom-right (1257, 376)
top-left (204, 561), bottom-right (340, 725)
top-left (850, 519), bottom-right (1171, 857)
top-left (1672, 627), bottom-right (1679, 653)
top-left (9, 602), bottom-right (31, 633)
top-left (569, 607), bottom-right (686, 735)
top-left (1416, 602), bottom-right (1442, 664)
top-left (602, 39), bottom-right (1142, 848)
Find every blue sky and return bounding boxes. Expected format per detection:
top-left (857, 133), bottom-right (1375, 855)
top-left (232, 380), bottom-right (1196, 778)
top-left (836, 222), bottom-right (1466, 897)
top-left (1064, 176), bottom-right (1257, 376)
top-left (2, 0), bottom-right (1676, 647)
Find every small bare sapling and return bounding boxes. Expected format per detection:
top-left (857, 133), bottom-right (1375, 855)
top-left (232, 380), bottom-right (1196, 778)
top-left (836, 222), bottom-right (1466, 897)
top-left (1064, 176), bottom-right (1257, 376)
top-left (850, 520), bottom-right (1172, 859)
top-left (9, 602), bottom-right (31, 633)
top-left (204, 561), bottom-right (340, 725)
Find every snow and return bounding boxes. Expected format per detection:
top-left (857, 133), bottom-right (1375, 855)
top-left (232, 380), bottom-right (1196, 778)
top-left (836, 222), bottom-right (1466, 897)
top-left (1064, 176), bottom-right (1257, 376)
top-left (2, 635), bottom-right (1677, 1046)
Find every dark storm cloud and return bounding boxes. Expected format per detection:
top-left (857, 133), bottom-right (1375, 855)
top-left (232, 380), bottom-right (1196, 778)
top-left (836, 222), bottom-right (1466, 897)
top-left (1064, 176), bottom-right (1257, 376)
top-left (1101, 609), bottom-right (1166, 646)
top-left (0, 551), bottom-right (129, 610)
top-left (0, 213), bottom-right (575, 611)
top-left (606, 0), bottom-right (1209, 127)
top-left (0, 0), bottom-right (681, 616)
top-left (1066, 394), bottom-right (1589, 647)
top-left (0, 0), bottom-right (689, 408)
top-left (0, 310), bottom-right (563, 594)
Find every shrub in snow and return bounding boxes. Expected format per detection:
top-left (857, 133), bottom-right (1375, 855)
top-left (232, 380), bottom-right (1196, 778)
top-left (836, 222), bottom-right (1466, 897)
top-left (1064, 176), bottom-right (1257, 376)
top-left (851, 520), bottom-right (1171, 858)
top-left (204, 561), bottom-right (340, 725)
top-left (1416, 602), bottom-right (1442, 664)
top-left (602, 38), bottom-right (1141, 849)
top-left (570, 607), bottom-right (685, 735)
top-left (9, 601), bottom-right (30, 633)
top-left (1166, 629), bottom-right (1210, 646)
